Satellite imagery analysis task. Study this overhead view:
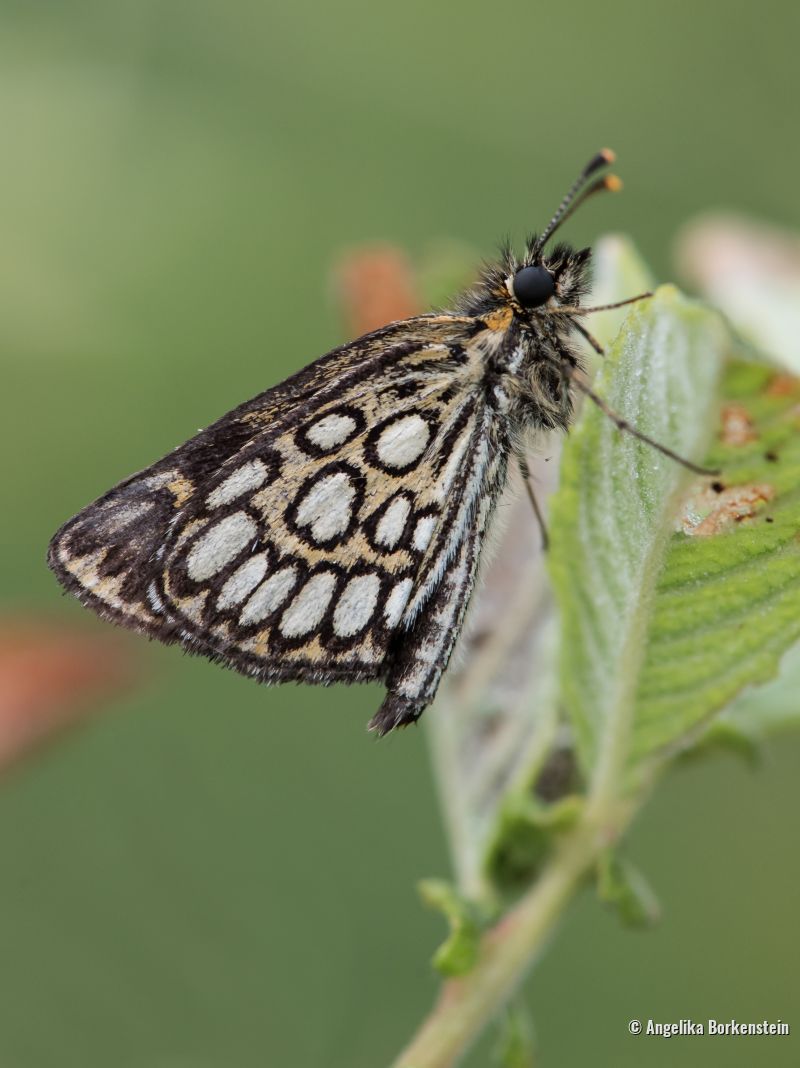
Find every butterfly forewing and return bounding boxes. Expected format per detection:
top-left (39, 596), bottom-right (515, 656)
top-left (49, 314), bottom-right (499, 722)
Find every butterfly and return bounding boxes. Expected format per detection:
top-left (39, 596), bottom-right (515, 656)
top-left (48, 149), bottom-right (713, 735)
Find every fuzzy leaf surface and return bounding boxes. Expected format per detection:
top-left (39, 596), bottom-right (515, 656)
top-left (548, 284), bottom-right (729, 775)
top-left (633, 361), bottom-right (800, 761)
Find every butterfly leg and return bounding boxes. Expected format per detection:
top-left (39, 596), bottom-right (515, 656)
top-left (567, 371), bottom-right (721, 477)
top-left (517, 455), bottom-right (549, 551)
top-left (369, 532), bottom-right (481, 735)
top-left (570, 319), bottom-right (605, 356)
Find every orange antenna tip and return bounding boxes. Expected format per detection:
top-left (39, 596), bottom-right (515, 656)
top-left (534, 150), bottom-right (622, 253)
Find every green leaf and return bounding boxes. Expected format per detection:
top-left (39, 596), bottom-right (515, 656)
top-left (484, 794), bottom-right (583, 894)
top-left (720, 641), bottom-right (800, 740)
top-left (679, 720), bottom-right (760, 766)
top-left (550, 261), bottom-right (800, 779)
top-left (492, 1003), bottom-right (537, 1068)
top-left (633, 361), bottom-right (800, 763)
top-left (418, 879), bottom-right (490, 977)
top-left (597, 852), bottom-right (661, 928)
top-left (548, 284), bottom-right (729, 777)
top-left (589, 234), bottom-right (656, 348)
top-left (425, 521), bottom-right (561, 902)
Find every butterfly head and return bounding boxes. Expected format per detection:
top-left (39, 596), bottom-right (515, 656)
top-left (514, 148), bottom-right (620, 309)
top-left (504, 241), bottom-right (593, 316)
top-left (454, 150), bottom-right (620, 322)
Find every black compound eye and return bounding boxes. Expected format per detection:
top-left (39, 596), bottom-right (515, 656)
top-left (512, 265), bottom-right (556, 309)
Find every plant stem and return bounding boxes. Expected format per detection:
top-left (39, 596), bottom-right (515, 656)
top-left (390, 800), bottom-right (636, 1068)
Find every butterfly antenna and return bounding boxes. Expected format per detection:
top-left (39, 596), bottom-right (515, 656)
top-left (533, 149), bottom-right (619, 256)
top-left (550, 292), bottom-right (653, 317)
top-left (517, 455), bottom-right (549, 550)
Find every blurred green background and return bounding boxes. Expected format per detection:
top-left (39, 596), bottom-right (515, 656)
top-left (2, 2), bottom-right (799, 1065)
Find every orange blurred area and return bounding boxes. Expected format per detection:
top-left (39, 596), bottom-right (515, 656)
top-left (0, 618), bottom-right (137, 770)
top-left (335, 245), bottom-right (421, 336)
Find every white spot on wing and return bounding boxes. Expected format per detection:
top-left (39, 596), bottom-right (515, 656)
top-left (375, 496), bottom-right (411, 549)
top-left (305, 413), bottom-right (357, 450)
top-left (412, 515), bottom-right (437, 552)
top-left (101, 500), bottom-right (156, 535)
top-left (217, 552), bottom-right (269, 610)
top-left (376, 414), bottom-right (430, 469)
top-left (295, 472), bottom-right (356, 542)
top-left (240, 566), bottom-right (298, 625)
top-left (384, 577), bottom-right (413, 628)
top-left (279, 572), bottom-right (337, 637)
top-left (207, 460), bottom-right (268, 508)
top-left (333, 573), bottom-right (380, 637)
top-left (186, 512), bottom-right (257, 581)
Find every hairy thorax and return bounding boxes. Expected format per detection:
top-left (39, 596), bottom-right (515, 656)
top-left (478, 311), bottom-right (577, 434)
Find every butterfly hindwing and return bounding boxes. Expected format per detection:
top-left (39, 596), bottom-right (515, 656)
top-left (372, 432), bottom-right (508, 732)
